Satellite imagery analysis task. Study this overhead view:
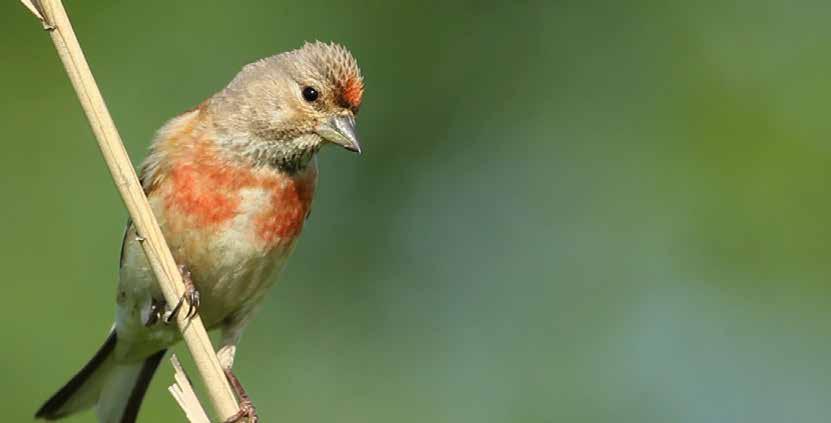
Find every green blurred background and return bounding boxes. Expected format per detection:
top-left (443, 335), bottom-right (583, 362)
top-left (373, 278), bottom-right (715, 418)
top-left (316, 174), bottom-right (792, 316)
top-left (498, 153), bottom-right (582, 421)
top-left (2, 0), bottom-right (830, 421)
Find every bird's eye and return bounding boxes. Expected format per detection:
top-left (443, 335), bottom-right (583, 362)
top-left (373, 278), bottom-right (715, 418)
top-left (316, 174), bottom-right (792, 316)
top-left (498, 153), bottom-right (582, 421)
top-left (302, 86), bottom-right (319, 102)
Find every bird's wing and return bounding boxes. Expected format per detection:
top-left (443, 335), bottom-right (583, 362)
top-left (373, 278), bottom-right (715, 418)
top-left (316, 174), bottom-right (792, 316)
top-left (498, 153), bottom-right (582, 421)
top-left (118, 162), bottom-right (159, 268)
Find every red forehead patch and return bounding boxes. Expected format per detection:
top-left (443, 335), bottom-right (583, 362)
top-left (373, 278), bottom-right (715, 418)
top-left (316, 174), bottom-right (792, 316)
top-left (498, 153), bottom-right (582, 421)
top-left (342, 77), bottom-right (364, 111)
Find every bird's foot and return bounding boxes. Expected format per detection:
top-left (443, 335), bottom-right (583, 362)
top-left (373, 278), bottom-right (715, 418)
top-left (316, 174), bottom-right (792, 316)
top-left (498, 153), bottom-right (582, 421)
top-left (163, 264), bottom-right (200, 323)
top-left (223, 398), bottom-right (258, 423)
top-left (223, 368), bottom-right (258, 423)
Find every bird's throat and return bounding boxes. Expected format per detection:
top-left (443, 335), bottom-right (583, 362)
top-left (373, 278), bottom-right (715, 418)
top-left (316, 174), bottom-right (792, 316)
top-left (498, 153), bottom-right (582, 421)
top-left (218, 134), bottom-right (320, 174)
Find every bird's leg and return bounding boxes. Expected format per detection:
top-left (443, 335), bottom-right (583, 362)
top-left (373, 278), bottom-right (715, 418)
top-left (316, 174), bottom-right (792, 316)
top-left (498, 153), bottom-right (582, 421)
top-left (163, 264), bottom-right (201, 323)
top-left (223, 368), bottom-right (258, 423)
top-left (217, 321), bottom-right (257, 422)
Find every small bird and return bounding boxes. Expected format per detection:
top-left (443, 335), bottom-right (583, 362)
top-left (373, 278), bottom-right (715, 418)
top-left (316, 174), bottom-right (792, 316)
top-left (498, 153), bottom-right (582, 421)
top-left (35, 41), bottom-right (364, 423)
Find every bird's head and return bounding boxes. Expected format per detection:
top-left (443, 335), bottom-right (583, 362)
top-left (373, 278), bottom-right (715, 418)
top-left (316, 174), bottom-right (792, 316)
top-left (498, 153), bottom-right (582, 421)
top-left (210, 41), bottom-right (364, 170)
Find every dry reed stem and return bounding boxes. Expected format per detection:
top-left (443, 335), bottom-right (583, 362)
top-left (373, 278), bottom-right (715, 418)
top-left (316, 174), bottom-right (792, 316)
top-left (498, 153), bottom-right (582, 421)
top-left (18, 0), bottom-right (241, 420)
top-left (169, 355), bottom-right (212, 423)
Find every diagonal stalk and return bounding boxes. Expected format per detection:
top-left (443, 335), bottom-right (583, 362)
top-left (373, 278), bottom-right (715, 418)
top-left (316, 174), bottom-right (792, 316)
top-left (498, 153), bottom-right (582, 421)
top-left (18, 1), bottom-right (241, 420)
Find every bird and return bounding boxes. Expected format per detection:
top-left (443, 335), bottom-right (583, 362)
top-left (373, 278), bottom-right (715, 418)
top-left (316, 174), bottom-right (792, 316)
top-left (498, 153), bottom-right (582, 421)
top-left (35, 41), bottom-right (364, 423)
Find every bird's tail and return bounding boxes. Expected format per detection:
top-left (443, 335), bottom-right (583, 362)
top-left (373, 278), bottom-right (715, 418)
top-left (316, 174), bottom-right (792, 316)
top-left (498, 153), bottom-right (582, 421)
top-left (35, 329), bottom-right (166, 423)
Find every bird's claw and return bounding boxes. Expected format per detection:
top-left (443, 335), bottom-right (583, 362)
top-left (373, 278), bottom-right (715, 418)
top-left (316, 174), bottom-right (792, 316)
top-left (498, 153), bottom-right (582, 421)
top-left (144, 298), bottom-right (165, 327)
top-left (163, 265), bottom-right (200, 323)
top-left (223, 398), bottom-right (258, 423)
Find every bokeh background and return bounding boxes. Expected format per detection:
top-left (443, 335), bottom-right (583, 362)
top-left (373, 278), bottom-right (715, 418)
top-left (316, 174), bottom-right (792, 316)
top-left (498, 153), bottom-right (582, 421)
top-left (2, 0), bottom-right (830, 421)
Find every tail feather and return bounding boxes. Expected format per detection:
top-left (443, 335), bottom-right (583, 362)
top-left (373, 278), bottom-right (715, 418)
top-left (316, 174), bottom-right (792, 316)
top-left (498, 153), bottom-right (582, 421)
top-left (36, 330), bottom-right (118, 420)
top-left (98, 348), bottom-right (166, 423)
top-left (35, 330), bottom-right (167, 423)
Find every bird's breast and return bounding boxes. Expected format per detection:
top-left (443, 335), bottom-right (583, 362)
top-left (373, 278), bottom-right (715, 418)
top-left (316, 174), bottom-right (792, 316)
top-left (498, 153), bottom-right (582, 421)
top-left (143, 149), bottom-right (317, 325)
top-left (160, 150), bottom-right (317, 252)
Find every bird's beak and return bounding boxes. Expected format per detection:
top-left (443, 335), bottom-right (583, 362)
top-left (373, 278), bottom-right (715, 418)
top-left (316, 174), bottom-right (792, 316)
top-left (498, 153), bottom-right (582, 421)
top-left (316, 115), bottom-right (361, 154)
